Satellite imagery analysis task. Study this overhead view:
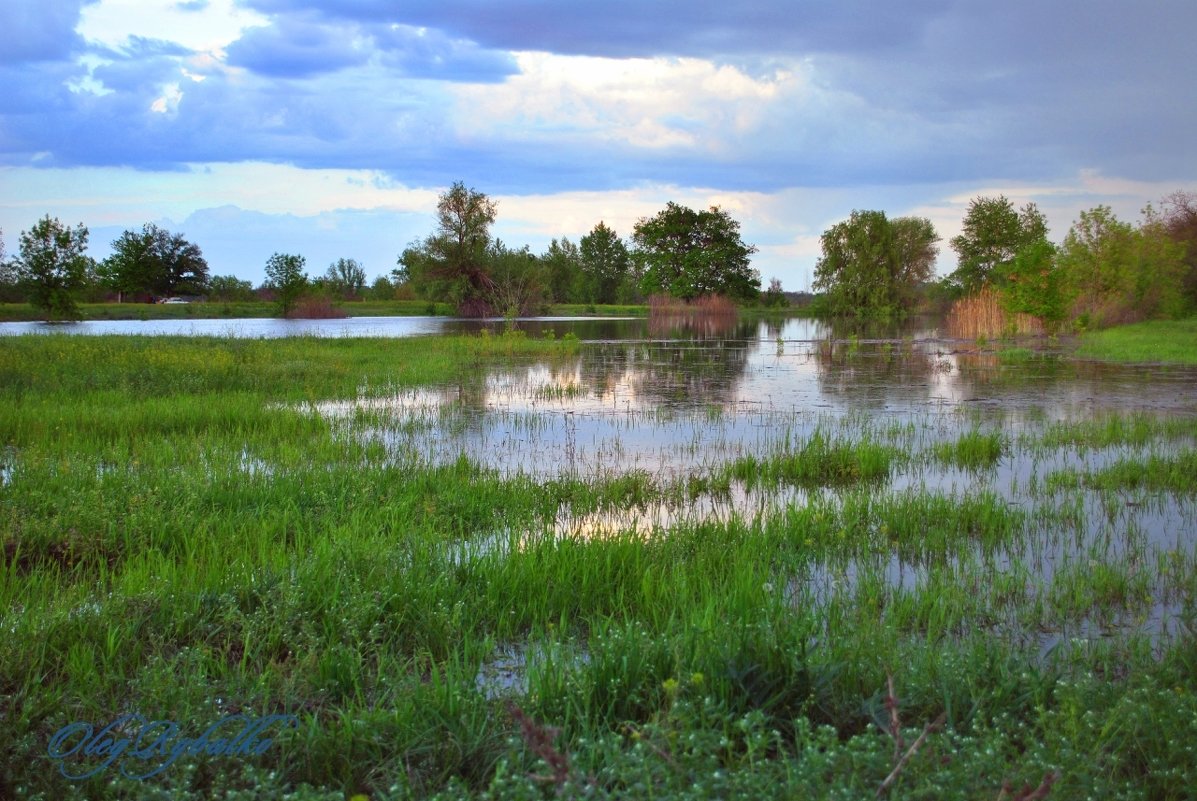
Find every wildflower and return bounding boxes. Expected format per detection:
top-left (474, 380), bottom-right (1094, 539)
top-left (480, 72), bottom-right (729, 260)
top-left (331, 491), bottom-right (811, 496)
top-left (662, 678), bottom-right (680, 695)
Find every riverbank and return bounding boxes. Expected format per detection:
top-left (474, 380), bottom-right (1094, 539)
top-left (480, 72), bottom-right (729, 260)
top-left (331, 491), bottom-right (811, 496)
top-left (1076, 316), bottom-right (1197, 365)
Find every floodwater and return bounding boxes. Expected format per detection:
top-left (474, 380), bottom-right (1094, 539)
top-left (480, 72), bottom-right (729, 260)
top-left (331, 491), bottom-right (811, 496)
top-left (0, 314), bottom-right (650, 339)
top-left (7, 311), bottom-right (1196, 666)
top-left (312, 316), bottom-right (1197, 479)
top-left (289, 314), bottom-right (1197, 669)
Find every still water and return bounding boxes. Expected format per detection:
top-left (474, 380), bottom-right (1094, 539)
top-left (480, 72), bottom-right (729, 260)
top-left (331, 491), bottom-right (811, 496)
top-left (0, 315), bottom-right (649, 339)
top-left (7, 312), bottom-right (1196, 654)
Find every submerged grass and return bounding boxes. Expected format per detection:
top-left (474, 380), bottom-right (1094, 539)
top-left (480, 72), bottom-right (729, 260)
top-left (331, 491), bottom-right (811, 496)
top-left (1, 334), bottom-right (1196, 800)
top-left (932, 429), bottom-right (1005, 469)
top-left (1046, 449), bottom-right (1197, 495)
top-left (725, 431), bottom-right (895, 488)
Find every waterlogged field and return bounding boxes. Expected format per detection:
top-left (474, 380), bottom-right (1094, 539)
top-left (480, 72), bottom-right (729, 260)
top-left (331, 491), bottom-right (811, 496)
top-left (1, 327), bottom-right (1196, 800)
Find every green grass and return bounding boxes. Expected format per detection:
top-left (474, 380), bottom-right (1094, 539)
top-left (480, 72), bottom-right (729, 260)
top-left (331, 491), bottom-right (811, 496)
top-left (1075, 316), bottom-right (1197, 364)
top-left (1, 335), bottom-right (1196, 800)
top-left (1046, 449), bottom-right (1197, 495)
top-left (932, 429), bottom-right (1005, 469)
top-left (724, 431), bottom-right (896, 487)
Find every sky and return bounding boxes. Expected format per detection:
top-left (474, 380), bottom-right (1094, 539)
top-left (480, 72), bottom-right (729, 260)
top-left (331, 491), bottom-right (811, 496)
top-left (1, 0), bottom-right (1194, 289)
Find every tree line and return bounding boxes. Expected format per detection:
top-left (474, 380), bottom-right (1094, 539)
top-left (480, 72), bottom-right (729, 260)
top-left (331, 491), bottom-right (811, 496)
top-left (812, 191), bottom-right (1197, 329)
top-left (8, 182), bottom-right (1192, 327)
top-left (396, 182), bottom-right (765, 317)
top-left (0, 182), bottom-right (774, 320)
top-left (0, 217), bottom-right (395, 320)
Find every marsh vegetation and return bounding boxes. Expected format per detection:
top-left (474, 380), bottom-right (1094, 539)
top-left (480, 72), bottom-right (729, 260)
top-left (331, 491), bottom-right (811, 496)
top-left (2, 326), bottom-right (1196, 799)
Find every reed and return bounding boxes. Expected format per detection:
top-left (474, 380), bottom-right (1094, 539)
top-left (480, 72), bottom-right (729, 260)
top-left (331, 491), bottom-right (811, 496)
top-left (647, 293), bottom-right (740, 337)
top-left (945, 287), bottom-right (1043, 340)
top-left (287, 295), bottom-right (349, 319)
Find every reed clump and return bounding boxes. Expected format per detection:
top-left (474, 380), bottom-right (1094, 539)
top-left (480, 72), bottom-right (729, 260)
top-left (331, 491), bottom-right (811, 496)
top-left (946, 287), bottom-right (1043, 340)
top-left (647, 293), bottom-right (740, 338)
top-left (287, 295), bottom-right (349, 319)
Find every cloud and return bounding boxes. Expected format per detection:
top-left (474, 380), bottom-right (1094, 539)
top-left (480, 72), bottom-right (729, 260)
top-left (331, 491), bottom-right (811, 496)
top-left (241, 0), bottom-right (948, 59)
top-left (0, 0), bottom-right (97, 64)
top-left (225, 12), bottom-right (369, 77)
top-left (372, 24), bottom-right (517, 82)
top-left (222, 9), bottom-right (516, 82)
top-left (0, 0), bottom-right (1193, 290)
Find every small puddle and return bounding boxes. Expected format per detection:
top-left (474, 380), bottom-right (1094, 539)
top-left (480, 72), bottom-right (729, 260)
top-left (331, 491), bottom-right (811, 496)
top-left (475, 640), bottom-right (590, 700)
top-left (0, 446), bottom-right (16, 486)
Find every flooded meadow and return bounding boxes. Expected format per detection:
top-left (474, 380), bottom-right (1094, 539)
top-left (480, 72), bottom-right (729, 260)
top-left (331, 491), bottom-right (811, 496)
top-left (2, 321), bottom-right (1196, 799)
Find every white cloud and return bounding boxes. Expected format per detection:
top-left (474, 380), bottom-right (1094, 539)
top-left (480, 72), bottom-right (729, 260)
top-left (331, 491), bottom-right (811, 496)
top-left (451, 53), bottom-right (802, 152)
top-left (77, 0), bottom-right (269, 52)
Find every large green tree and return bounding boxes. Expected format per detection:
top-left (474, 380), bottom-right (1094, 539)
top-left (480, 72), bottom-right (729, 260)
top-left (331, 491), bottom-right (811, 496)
top-left (323, 258), bottom-right (367, 299)
top-left (1160, 191), bottom-right (1197, 310)
top-left (401, 181), bottom-right (499, 315)
top-left (0, 228), bottom-right (17, 302)
top-left (99, 223), bottom-right (208, 301)
top-left (265, 253), bottom-right (308, 317)
top-left (632, 203), bottom-right (760, 302)
top-left (487, 242), bottom-right (548, 317)
top-left (208, 274), bottom-right (254, 302)
top-left (1059, 205), bottom-right (1186, 325)
top-left (813, 210), bottom-right (938, 318)
top-left (579, 221), bottom-right (631, 304)
top-left (949, 196), bottom-right (1048, 292)
top-left (999, 240), bottom-right (1068, 330)
top-left (540, 237), bottom-right (583, 304)
top-left (13, 216), bottom-right (92, 321)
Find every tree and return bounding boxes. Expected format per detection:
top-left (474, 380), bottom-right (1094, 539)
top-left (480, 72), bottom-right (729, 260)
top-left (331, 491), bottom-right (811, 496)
top-left (0, 228), bottom-right (18, 303)
top-left (264, 253), bottom-right (308, 317)
top-left (813, 210), bottom-right (939, 319)
top-left (579, 222), bottom-right (631, 304)
top-left (487, 242), bottom-right (548, 317)
top-left (762, 277), bottom-right (788, 307)
top-left (401, 181), bottom-right (500, 315)
top-left (324, 258), bottom-right (367, 299)
top-left (632, 203), bottom-right (759, 302)
top-left (208, 274), bottom-right (254, 302)
top-left (1160, 191), bottom-right (1197, 310)
top-left (368, 275), bottom-right (395, 300)
top-left (13, 216), bottom-right (92, 321)
top-left (540, 238), bottom-right (583, 303)
top-left (1058, 205), bottom-right (1186, 325)
top-left (889, 216), bottom-right (939, 308)
top-left (99, 223), bottom-right (209, 301)
top-left (949, 196), bottom-right (1048, 292)
top-left (999, 240), bottom-right (1068, 331)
